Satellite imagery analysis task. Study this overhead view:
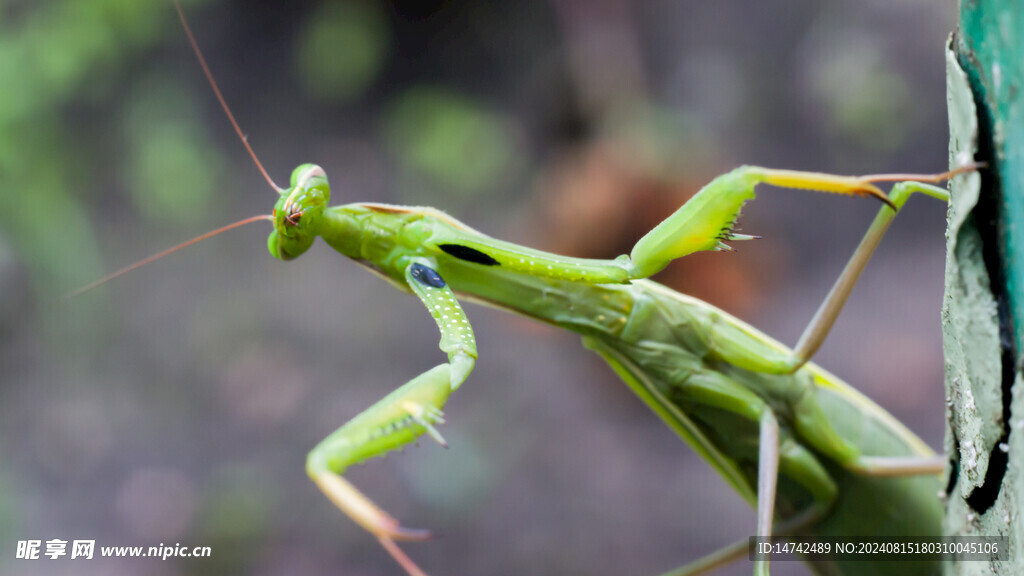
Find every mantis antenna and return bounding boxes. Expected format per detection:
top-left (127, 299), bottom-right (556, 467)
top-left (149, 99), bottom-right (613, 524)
top-left (173, 0), bottom-right (284, 193)
top-left (64, 214), bottom-right (274, 299)
top-left (66, 3), bottom-right (291, 300)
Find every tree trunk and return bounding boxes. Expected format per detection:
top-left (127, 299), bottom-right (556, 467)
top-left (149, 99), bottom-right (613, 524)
top-left (943, 0), bottom-right (1023, 573)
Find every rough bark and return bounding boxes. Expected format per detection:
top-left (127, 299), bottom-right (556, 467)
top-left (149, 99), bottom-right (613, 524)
top-left (943, 1), bottom-right (1023, 573)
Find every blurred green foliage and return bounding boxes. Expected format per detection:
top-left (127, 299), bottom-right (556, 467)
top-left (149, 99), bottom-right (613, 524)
top-left (805, 28), bottom-right (918, 152)
top-left (296, 0), bottom-right (390, 102)
top-left (192, 468), bottom-right (272, 576)
top-left (0, 0), bottom-right (232, 358)
top-left (122, 71), bottom-right (223, 226)
top-left (382, 86), bottom-right (520, 199)
top-left (0, 0), bottom-right (214, 308)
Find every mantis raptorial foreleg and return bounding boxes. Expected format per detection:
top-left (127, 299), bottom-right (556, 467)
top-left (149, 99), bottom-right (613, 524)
top-left (626, 167), bottom-right (898, 277)
top-left (426, 166), bottom-right (959, 298)
top-left (306, 259), bottom-right (476, 576)
top-left (421, 166), bottom-right (900, 285)
top-left (707, 178), bottom-right (954, 376)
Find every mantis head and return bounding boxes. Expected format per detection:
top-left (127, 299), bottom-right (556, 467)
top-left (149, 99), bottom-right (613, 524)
top-left (268, 163), bottom-right (331, 260)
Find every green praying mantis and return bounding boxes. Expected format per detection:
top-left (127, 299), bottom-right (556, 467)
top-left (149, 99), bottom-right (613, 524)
top-left (73, 3), bottom-right (980, 576)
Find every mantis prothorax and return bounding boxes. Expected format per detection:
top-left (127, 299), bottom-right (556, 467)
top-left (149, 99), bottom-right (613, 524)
top-left (77, 3), bottom-right (982, 575)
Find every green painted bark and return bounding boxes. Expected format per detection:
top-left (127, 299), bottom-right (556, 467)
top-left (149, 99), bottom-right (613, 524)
top-left (943, 0), bottom-right (1023, 573)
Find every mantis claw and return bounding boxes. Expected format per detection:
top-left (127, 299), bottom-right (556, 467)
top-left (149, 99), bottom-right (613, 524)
top-left (416, 418), bottom-right (448, 448)
top-left (854, 180), bottom-right (897, 209)
top-left (403, 401), bottom-right (449, 447)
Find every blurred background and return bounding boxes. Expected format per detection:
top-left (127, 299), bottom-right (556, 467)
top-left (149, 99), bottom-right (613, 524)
top-left (0, 0), bottom-right (956, 574)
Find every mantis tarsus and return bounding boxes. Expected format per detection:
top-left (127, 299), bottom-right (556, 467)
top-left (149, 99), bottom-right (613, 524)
top-left (78, 3), bottom-right (977, 575)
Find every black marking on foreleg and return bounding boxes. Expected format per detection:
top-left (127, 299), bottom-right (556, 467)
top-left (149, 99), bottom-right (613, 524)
top-left (409, 263), bottom-right (446, 288)
top-left (439, 244), bottom-right (500, 266)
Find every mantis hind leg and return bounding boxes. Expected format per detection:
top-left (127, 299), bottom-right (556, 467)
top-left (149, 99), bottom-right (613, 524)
top-left (850, 455), bottom-right (946, 476)
top-left (656, 409), bottom-right (837, 576)
top-left (659, 502), bottom-right (835, 576)
top-left (580, 344), bottom-right (840, 576)
top-left (652, 412), bottom-right (787, 576)
top-left (660, 390), bottom-right (837, 576)
top-left (754, 411), bottom-right (779, 576)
